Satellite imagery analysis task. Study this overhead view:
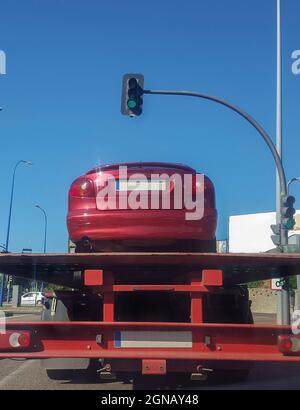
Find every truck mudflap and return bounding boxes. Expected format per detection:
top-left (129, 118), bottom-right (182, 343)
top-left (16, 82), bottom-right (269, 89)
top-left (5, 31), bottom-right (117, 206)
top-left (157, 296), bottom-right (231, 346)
top-left (0, 321), bottom-right (300, 364)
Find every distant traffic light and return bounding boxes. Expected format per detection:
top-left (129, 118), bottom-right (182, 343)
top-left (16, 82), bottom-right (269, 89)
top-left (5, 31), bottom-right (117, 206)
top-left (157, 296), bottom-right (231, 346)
top-left (281, 195), bottom-right (296, 230)
top-left (271, 223), bottom-right (281, 246)
top-left (121, 74), bottom-right (144, 116)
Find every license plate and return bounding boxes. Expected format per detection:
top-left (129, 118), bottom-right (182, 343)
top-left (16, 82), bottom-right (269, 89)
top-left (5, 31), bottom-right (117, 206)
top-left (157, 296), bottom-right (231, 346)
top-left (116, 179), bottom-right (167, 191)
top-left (114, 331), bottom-right (192, 348)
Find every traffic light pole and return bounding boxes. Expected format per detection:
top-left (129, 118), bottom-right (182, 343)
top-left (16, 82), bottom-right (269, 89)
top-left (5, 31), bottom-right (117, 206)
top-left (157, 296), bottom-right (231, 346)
top-left (143, 88), bottom-right (290, 324)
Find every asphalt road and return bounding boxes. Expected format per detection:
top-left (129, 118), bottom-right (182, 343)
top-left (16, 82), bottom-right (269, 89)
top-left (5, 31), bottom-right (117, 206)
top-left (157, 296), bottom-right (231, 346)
top-left (1, 313), bottom-right (300, 390)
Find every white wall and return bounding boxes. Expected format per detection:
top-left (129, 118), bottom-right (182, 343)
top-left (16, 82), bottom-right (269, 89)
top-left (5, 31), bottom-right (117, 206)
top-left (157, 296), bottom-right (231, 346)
top-left (229, 211), bottom-right (300, 253)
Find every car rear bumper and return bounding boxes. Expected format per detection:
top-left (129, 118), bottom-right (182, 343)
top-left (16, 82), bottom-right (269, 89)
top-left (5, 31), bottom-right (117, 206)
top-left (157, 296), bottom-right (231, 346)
top-left (67, 209), bottom-right (217, 242)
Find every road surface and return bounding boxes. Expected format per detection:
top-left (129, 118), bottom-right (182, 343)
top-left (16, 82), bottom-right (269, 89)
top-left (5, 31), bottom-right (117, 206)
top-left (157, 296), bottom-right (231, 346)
top-left (1, 312), bottom-right (300, 390)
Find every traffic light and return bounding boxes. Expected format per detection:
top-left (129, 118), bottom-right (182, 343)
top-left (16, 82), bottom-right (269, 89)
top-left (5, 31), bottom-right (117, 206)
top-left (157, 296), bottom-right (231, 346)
top-left (121, 74), bottom-right (144, 116)
top-left (271, 223), bottom-right (281, 246)
top-left (281, 195), bottom-right (296, 230)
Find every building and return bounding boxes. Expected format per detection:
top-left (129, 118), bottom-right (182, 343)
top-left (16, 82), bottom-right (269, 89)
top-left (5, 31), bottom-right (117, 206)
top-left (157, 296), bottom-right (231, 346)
top-left (229, 211), bottom-right (300, 253)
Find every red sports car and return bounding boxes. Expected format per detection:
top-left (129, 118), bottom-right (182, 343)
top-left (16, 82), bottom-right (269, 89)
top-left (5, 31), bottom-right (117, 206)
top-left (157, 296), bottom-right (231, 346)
top-left (67, 162), bottom-right (217, 252)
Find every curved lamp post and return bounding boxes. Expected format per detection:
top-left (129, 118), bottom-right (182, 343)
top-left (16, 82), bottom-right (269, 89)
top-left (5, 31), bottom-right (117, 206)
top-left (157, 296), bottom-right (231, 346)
top-left (142, 87), bottom-right (290, 323)
top-left (5, 160), bottom-right (33, 251)
top-left (0, 160), bottom-right (33, 306)
top-left (287, 177), bottom-right (300, 194)
top-left (35, 205), bottom-right (47, 253)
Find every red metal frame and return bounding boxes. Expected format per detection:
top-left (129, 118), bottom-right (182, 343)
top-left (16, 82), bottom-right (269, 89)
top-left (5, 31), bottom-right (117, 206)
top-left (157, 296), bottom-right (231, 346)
top-left (84, 269), bottom-right (103, 286)
top-left (0, 259), bottom-right (299, 383)
top-left (1, 267), bottom-right (300, 371)
top-left (0, 321), bottom-right (299, 363)
top-left (142, 360), bottom-right (167, 375)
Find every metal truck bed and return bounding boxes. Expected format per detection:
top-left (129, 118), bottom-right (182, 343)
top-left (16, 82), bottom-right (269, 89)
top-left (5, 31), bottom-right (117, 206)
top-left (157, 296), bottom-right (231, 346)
top-left (1, 253), bottom-right (300, 369)
top-left (0, 251), bottom-right (299, 288)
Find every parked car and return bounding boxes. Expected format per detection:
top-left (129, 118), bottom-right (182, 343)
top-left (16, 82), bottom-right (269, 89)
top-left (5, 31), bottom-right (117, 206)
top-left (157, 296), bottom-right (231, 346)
top-left (21, 292), bottom-right (45, 306)
top-left (67, 162), bottom-right (217, 252)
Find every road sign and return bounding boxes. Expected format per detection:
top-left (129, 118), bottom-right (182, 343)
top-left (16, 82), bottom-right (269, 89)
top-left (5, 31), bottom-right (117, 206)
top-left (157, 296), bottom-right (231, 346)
top-left (271, 278), bottom-right (283, 290)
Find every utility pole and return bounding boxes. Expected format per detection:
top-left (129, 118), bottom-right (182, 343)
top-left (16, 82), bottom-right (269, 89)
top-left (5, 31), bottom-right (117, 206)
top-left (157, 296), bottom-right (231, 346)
top-left (276, 0), bottom-right (290, 325)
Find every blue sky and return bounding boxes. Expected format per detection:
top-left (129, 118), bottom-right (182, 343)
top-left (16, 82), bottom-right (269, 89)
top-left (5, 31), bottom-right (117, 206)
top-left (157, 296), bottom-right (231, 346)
top-left (0, 0), bottom-right (299, 252)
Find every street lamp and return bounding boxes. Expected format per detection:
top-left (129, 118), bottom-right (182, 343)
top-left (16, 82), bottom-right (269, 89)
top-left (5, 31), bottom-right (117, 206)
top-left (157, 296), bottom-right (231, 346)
top-left (5, 160), bottom-right (33, 251)
top-left (287, 177), bottom-right (300, 194)
top-left (35, 205), bottom-right (47, 253)
top-left (35, 205), bottom-right (47, 292)
top-left (0, 160), bottom-right (33, 307)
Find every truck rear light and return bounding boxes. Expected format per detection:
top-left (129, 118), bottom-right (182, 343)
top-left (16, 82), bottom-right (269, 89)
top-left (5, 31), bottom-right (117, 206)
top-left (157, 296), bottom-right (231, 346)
top-left (278, 335), bottom-right (300, 354)
top-left (0, 331), bottom-right (31, 350)
top-left (69, 177), bottom-right (95, 198)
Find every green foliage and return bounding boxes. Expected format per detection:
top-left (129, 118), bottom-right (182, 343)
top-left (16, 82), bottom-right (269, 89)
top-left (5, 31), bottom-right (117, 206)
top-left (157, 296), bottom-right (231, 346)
top-left (247, 281), bottom-right (267, 289)
top-left (43, 284), bottom-right (67, 292)
top-left (289, 276), bottom-right (297, 289)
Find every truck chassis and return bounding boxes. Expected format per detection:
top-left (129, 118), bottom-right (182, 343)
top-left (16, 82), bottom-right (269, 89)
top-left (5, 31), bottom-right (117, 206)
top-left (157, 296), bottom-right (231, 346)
top-left (1, 252), bottom-right (300, 384)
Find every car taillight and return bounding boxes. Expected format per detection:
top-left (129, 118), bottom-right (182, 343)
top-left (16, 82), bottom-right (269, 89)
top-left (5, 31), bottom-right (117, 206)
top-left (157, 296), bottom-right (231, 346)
top-left (69, 177), bottom-right (95, 198)
top-left (278, 335), bottom-right (300, 354)
top-left (192, 174), bottom-right (204, 195)
top-left (191, 175), bottom-right (215, 207)
top-left (0, 331), bottom-right (31, 350)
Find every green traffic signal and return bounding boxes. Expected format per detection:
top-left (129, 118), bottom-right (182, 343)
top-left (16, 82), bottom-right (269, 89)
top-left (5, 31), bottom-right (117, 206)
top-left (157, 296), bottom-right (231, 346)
top-left (283, 218), bottom-right (296, 230)
top-left (121, 74), bottom-right (144, 116)
top-left (127, 99), bottom-right (137, 109)
top-left (281, 195), bottom-right (296, 230)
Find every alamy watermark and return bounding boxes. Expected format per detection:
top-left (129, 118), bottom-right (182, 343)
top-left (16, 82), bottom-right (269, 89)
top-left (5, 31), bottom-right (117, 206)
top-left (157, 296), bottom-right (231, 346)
top-left (0, 50), bottom-right (6, 75)
top-left (95, 166), bottom-right (205, 221)
top-left (292, 50), bottom-right (300, 75)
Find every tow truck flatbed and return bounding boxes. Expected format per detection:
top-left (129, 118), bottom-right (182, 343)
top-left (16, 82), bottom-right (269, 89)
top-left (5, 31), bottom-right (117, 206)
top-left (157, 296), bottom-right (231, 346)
top-left (0, 251), bottom-right (299, 288)
top-left (1, 251), bottom-right (300, 373)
